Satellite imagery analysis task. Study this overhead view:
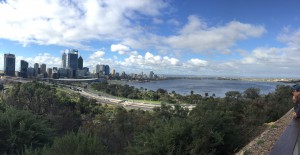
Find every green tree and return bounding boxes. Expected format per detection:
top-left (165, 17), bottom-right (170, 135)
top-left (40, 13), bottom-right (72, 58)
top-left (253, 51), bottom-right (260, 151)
top-left (0, 106), bottom-right (54, 154)
top-left (243, 88), bottom-right (260, 99)
top-left (27, 131), bottom-right (107, 155)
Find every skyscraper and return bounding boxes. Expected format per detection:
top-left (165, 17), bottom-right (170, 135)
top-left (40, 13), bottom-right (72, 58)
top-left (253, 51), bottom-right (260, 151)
top-left (40, 64), bottom-right (46, 74)
top-left (47, 68), bottom-right (52, 78)
top-left (68, 49), bottom-right (78, 78)
top-left (4, 53), bottom-right (15, 76)
top-left (78, 56), bottom-right (83, 70)
top-left (104, 65), bottom-right (110, 75)
top-left (34, 63), bottom-right (39, 76)
top-left (20, 60), bottom-right (28, 78)
top-left (96, 64), bottom-right (105, 74)
top-left (62, 51), bottom-right (67, 68)
top-left (149, 71), bottom-right (154, 79)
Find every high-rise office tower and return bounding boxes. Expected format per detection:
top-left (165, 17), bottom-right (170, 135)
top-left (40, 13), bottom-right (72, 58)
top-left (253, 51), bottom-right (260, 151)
top-left (104, 65), bottom-right (110, 75)
top-left (20, 60), bottom-right (28, 78)
top-left (53, 67), bottom-right (58, 71)
top-left (62, 51), bottom-right (67, 68)
top-left (96, 64), bottom-right (105, 74)
top-left (47, 68), bottom-right (52, 78)
top-left (112, 69), bottom-right (115, 76)
top-left (40, 64), bottom-right (46, 74)
top-left (4, 53), bottom-right (15, 76)
top-left (149, 71), bottom-right (154, 79)
top-left (78, 56), bottom-right (83, 70)
top-left (68, 49), bottom-right (78, 78)
top-left (34, 63), bottom-right (39, 76)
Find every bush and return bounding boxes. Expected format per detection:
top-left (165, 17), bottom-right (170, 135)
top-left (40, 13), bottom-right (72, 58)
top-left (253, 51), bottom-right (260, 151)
top-left (40, 131), bottom-right (107, 155)
top-left (0, 106), bottom-right (54, 154)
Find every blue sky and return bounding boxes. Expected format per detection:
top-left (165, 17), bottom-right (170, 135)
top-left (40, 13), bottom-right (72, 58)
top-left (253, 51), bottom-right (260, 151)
top-left (0, 0), bottom-right (300, 78)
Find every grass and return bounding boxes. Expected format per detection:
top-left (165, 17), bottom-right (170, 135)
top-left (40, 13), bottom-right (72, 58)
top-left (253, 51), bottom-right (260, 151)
top-left (270, 124), bottom-right (278, 129)
top-left (256, 139), bottom-right (264, 145)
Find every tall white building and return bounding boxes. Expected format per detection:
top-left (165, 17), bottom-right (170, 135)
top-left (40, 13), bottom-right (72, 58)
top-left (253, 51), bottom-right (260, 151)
top-left (62, 51), bottom-right (67, 68)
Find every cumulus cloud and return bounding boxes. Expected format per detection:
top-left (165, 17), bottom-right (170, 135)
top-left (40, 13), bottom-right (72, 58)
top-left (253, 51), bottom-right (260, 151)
top-left (0, 0), bottom-right (168, 47)
top-left (111, 44), bottom-right (130, 55)
top-left (90, 51), bottom-right (105, 59)
top-left (165, 15), bottom-right (266, 53)
top-left (153, 18), bottom-right (163, 24)
top-left (123, 52), bottom-right (181, 68)
top-left (277, 28), bottom-right (300, 48)
top-left (187, 58), bottom-right (208, 66)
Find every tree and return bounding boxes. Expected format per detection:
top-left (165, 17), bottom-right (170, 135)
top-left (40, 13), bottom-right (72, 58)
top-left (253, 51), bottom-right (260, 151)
top-left (243, 88), bottom-right (260, 99)
top-left (0, 106), bottom-right (54, 154)
top-left (26, 131), bottom-right (107, 155)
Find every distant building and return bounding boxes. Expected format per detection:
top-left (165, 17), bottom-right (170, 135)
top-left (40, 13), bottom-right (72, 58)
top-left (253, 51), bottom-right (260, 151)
top-left (62, 51), bottom-right (67, 68)
top-left (78, 56), bottom-right (83, 70)
top-left (53, 67), bottom-right (58, 72)
top-left (96, 64), bottom-right (105, 74)
top-left (40, 64), bottom-right (46, 74)
top-left (83, 67), bottom-right (89, 73)
top-left (27, 67), bottom-right (34, 78)
top-left (19, 60), bottom-right (28, 78)
top-left (4, 53), bottom-right (15, 76)
top-left (47, 68), bottom-right (52, 78)
top-left (77, 69), bottom-right (87, 78)
top-left (68, 49), bottom-right (78, 78)
top-left (58, 68), bottom-right (68, 78)
top-left (104, 65), bottom-right (110, 75)
top-left (121, 71), bottom-right (126, 79)
top-left (112, 69), bottom-right (115, 76)
top-left (149, 71), bottom-right (154, 79)
top-left (34, 63), bottom-right (39, 76)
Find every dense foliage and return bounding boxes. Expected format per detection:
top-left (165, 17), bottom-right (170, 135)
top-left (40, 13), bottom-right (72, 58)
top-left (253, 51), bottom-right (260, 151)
top-left (0, 81), bottom-right (294, 154)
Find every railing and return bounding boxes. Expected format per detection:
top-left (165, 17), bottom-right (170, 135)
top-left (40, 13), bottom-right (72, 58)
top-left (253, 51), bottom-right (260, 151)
top-left (269, 118), bottom-right (300, 155)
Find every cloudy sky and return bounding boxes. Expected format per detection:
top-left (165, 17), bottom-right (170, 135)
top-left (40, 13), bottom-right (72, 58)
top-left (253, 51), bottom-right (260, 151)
top-left (0, 0), bottom-right (300, 78)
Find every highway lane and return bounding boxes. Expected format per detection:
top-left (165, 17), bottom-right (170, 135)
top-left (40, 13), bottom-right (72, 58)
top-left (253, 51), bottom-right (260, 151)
top-left (8, 79), bottom-right (195, 111)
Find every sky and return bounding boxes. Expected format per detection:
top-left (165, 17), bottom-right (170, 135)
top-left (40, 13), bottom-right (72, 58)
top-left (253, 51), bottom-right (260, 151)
top-left (0, 0), bottom-right (300, 78)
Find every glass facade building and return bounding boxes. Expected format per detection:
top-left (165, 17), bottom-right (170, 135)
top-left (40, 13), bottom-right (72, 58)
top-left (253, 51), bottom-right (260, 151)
top-left (4, 53), bottom-right (15, 76)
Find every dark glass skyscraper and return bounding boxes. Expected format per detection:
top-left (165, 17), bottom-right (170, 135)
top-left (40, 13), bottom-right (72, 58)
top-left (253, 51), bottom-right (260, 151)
top-left (78, 56), bottom-right (83, 70)
top-left (104, 65), bottom-right (110, 75)
top-left (34, 63), bottom-right (39, 76)
top-left (20, 60), bottom-right (28, 78)
top-left (4, 53), bottom-right (15, 76)
top-left (68, 49), bottom-right (78, 78)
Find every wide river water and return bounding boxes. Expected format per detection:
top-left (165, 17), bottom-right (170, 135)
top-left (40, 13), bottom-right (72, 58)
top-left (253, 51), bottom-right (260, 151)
top-left (126, 79), bottom-right (288, 97)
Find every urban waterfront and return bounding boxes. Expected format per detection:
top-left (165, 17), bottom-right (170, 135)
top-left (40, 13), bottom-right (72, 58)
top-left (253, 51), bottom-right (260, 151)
top-left (127, 79), bottom-right (289, 97)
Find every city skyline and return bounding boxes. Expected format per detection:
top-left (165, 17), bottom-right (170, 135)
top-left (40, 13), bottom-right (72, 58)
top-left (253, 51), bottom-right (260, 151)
top-left (0, 0), bottom-right (300, 78)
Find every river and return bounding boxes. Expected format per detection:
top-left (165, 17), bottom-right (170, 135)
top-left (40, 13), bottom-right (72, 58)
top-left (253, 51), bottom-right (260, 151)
top-left (126, 79), bottom-right (288, 97)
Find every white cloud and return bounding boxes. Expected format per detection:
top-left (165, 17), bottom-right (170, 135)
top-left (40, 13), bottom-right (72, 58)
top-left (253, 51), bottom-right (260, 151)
top-left (187, 58), bottom-right (208, 66)
top-left (123, 52), bottom-right (181, 68)
top-left (90, 51), bottom-right (105, 59)
top-left (111, 43), bottom-right (130, 55)
top-left (167, 19), bottom-right (180, 26)
top-left (153, 18), bottom-right (163, 24)
top-left (0, 0), bottom-right (168, 48)
top-left (165, 15), bottom-right (266, 53)
top-left (277, 28), bottom-right (300, 48)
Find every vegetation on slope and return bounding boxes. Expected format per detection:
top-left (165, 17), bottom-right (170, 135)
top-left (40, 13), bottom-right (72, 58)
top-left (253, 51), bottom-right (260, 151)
top-left (0, 81), bottom-right (293, 154)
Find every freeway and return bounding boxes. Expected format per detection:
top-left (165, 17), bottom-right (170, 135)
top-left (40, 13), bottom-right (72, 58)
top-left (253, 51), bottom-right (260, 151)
top-left (7, 78), bottom-right (194, 111)
top-left (79, 89), bottom-right (195, 111)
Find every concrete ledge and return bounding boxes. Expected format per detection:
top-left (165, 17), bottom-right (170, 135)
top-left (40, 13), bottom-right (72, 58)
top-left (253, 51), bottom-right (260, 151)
top-left (269, 118), bottom-right (300, 155)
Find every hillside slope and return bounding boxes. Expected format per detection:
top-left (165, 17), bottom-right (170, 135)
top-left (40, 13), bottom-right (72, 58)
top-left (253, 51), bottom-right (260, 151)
top-left (236, 109), bottom-right (293, 155)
